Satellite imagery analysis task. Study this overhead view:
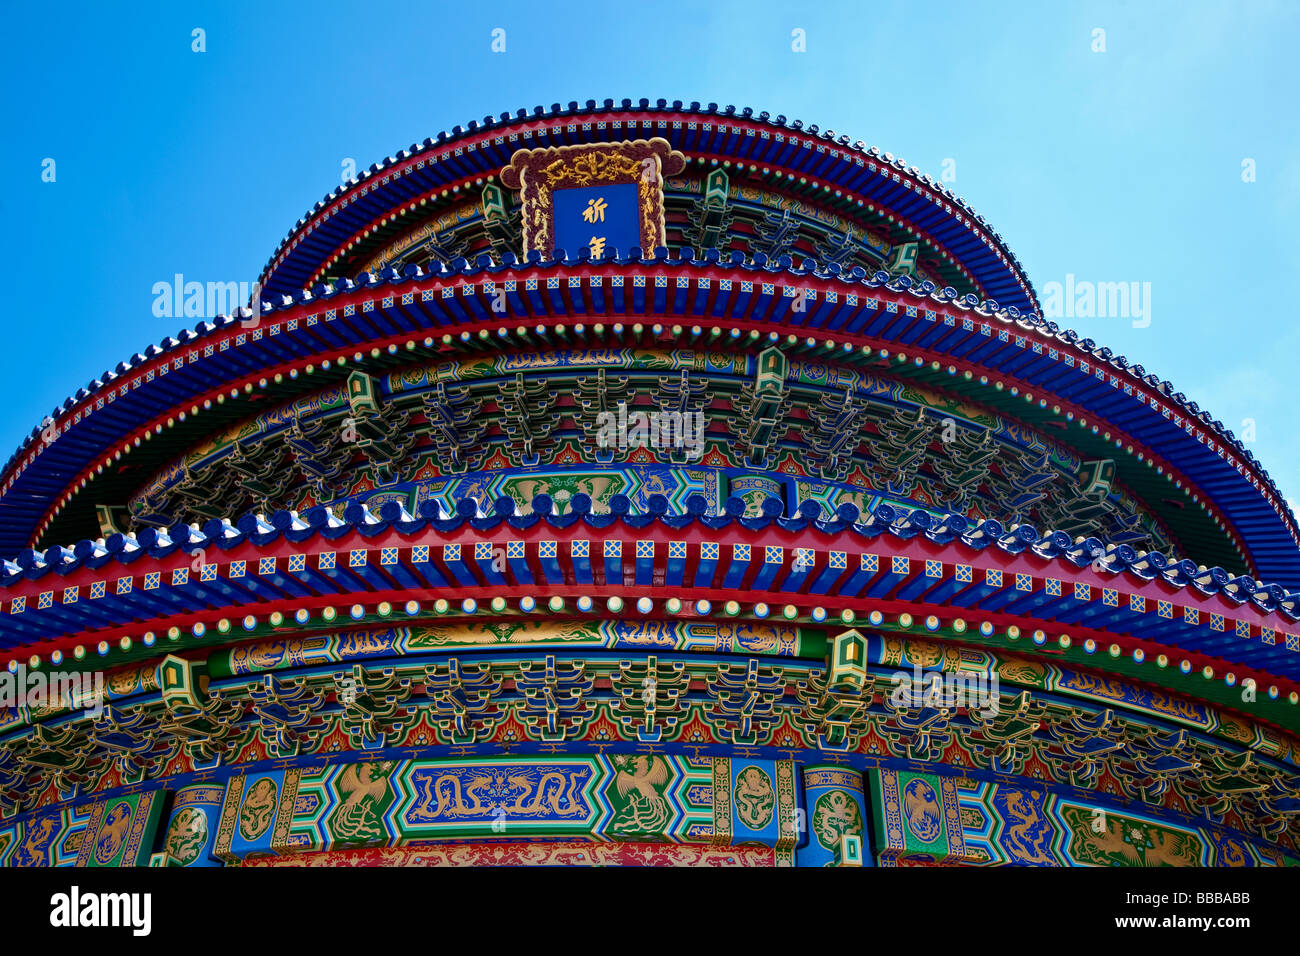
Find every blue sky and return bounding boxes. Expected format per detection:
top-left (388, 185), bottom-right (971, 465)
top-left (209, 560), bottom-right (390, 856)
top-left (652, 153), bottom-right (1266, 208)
top-left (3, 0), bottom-right (1298, 510)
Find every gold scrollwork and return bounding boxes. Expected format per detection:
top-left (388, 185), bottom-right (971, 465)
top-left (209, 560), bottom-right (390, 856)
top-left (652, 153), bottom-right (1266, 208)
top-left (501, 139), bottom-right (687, 257)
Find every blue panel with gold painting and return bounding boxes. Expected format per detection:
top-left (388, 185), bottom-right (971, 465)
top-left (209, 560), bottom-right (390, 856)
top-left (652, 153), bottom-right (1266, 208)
top-left (553, 183), bottom-right (641, 257)
top-left (798, 765), bottom-right (870, 867)
top-left (713, 758), bottom-right (799, 849)
top-left (76, 791), bottom-right (165, 867)
top-left (7, 810), bottom-right (61, 867)
top-left (212, 768), bottom-right (301, 862)
top-left (3, 805), bottom-right (92, 867)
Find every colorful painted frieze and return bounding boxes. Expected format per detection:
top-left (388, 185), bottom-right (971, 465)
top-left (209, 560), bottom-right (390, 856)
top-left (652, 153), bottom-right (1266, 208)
top-left (953, 777), bottom-right (1294, 867)
top-left (237, 841), bottom-right (779, 867)
top-left (213, 619), bottom-right (810, 678)
top-left (198, 755), bottom-right (798, 862)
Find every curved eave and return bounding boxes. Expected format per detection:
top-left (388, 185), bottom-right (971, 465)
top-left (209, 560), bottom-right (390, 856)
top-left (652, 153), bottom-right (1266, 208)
top-left (1, 502), bottom-right (1298, 732)
top-left (4, 257), bottom-right (1295, 585)
top-left (255, 100), bottom-right (1038, 311)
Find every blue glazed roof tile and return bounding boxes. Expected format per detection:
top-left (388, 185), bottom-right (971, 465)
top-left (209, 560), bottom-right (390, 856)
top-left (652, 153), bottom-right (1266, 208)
top-left (0, 495), bottom-right (1291, 617)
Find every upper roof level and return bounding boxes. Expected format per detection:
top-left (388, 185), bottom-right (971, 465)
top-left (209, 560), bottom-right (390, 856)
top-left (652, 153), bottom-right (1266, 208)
top-left (256, 99), bottom-right (1040, 313)
top-left (3, 101), bottom-right (1297, 589)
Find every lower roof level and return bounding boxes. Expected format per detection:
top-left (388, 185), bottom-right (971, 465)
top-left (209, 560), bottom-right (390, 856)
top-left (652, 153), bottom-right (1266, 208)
top-left (8, 260), bottom-right (1296, 588)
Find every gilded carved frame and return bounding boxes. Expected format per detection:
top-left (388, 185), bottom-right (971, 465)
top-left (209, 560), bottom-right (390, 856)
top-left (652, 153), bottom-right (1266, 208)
top-left (500, 138), bottom-right (687, 258)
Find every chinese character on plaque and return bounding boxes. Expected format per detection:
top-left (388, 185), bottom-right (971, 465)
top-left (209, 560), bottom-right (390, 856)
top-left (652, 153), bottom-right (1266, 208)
top-left (501, 138), bottom-right (687, 259)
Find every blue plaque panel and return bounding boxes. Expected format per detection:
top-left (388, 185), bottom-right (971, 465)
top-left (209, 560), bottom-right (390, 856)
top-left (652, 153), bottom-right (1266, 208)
top-left (553, 182), bottom-right (641, 257)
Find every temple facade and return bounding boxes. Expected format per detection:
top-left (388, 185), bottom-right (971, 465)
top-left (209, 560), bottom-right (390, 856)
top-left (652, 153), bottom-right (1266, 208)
top-left (1, 99), bottom-right (1297, 867)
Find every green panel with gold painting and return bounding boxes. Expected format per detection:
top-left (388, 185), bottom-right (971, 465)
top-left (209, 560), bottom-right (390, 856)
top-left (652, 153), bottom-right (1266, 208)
top-left (76, 791), bottom-right (166, 867)
top-left (868, 768), bottom-right (973, 865)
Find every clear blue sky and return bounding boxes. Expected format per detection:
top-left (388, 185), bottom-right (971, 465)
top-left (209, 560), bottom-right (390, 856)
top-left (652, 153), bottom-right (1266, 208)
top-left (3, 1), bottom-right (1298, 509)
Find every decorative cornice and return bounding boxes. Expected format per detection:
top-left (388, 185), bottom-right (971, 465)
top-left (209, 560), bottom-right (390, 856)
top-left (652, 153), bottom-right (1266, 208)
top-left (3, 494), bottom-right (1300, 728)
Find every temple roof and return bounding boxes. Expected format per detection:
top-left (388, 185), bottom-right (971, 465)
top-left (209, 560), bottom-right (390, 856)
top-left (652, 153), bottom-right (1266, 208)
top-left (2, 493), bottom-right (1297, 731)
top-left (254, 99), bottom-right (1041, 311)
top-left (3, 255), bottom-right (1296, 586)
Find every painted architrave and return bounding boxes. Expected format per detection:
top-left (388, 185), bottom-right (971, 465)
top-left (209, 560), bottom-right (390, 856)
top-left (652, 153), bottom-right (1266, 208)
top-left (237, 841), bottom-right (780, 867)
top-left (212, 619), bottom-right (809, 679)
top-left (203, 755), bottom-right (798, 861)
